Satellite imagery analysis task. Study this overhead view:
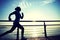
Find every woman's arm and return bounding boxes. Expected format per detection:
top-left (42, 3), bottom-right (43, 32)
top-left (21, 12), bottom-right (24, 19)
top-left (8, 12), bottom-right (14, 21)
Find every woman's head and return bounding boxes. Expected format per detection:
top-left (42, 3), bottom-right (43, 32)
top-left (15, 7), bottom-right (21, 11)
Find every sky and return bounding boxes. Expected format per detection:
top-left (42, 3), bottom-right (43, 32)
top-left (0, 0), bottom-right (60, 38)
top-left (0, 0), bottom-right (60, 20)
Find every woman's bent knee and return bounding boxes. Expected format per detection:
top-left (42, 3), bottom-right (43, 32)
top-left (22, 27), bottom-right (24, 30)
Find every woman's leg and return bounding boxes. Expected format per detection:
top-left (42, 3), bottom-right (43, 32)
top-left (18, 25), bottom-right (24, 39)
top-left (0, 25), bottom-right (16, 37)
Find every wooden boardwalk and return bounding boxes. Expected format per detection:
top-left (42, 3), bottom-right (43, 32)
top-left (0, 35), bottom-right (60, 40)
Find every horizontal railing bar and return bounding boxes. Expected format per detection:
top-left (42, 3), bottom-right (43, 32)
top-left (0, 20), bottom-right (33, 22)
top-left (0, 20), bottom-right (60, 22)
top-left (35, 20), bottom-right (60, 22)
top-left (0, 24), bottom-right (60, 26)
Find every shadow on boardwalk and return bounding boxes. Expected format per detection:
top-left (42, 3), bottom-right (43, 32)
top-left (0, 35), bottom-right (60, 40)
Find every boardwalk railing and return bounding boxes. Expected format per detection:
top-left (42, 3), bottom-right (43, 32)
top-left (0, 20), bottom-right (60, 40)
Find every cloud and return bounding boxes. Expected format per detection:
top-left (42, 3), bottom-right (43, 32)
top-left (40, 0), bottom-right (56, 6)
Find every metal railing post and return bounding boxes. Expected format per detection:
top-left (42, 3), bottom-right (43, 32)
top-left (44, 22), bottom-right (47, 40)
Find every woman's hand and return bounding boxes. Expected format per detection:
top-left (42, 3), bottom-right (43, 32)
top-left (21, 12), bottom-right (24, 19)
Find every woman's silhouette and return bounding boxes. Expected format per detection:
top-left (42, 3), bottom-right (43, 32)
top-left (0, 7), bottom-right (26, 40)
